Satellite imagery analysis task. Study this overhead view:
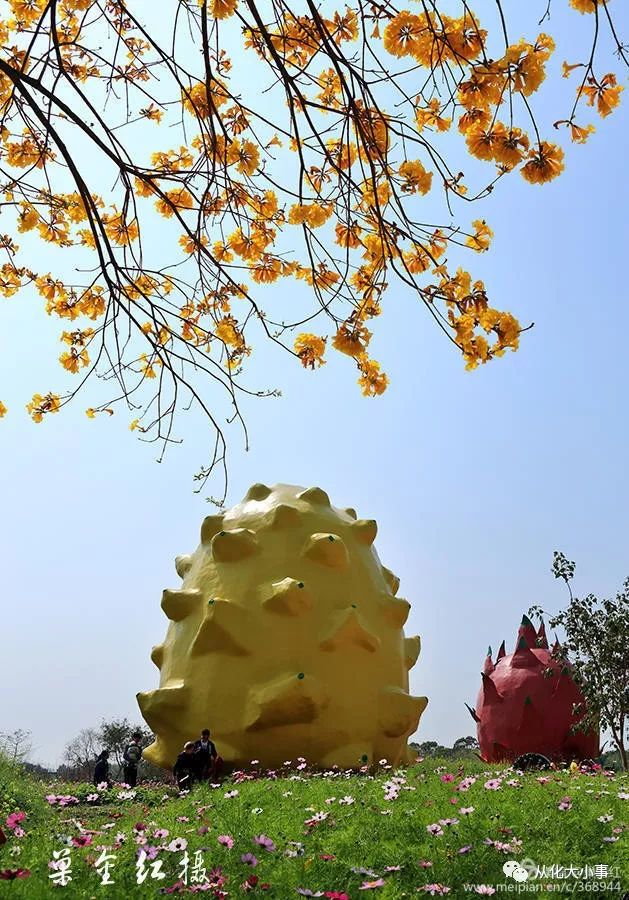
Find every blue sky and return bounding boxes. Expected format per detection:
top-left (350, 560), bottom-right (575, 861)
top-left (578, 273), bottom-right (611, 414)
top-left (0, 2), bottom-right (627, 767)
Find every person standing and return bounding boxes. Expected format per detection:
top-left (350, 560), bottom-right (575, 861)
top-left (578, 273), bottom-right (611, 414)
top-left (194, 728), bottom-right (221, 781)
top-left (122, 732), bottom-right (143, 786)
top-left (94, 750), bottom-right (111, 787)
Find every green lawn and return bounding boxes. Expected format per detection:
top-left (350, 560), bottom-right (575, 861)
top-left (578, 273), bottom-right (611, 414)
top-left (1, 755), bottom-right (627, 897)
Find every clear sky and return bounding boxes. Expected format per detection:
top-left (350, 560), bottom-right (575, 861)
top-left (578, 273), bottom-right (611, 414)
top-left (0, 2), bottom-right (627, 768)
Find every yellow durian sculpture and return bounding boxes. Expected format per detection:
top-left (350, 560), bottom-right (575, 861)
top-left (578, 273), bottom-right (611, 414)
top-left (138, 483), bottom-right (427, 769)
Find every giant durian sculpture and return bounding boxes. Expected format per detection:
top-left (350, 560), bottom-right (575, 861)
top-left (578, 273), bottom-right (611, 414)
top-left (138, 483), bottom-right (427, 769)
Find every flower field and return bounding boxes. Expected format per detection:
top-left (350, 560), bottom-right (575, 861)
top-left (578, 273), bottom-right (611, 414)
top-left (1, 754), bottom-right (627, 897)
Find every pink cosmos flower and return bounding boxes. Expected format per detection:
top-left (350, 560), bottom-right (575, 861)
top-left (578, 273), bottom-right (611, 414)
top-left (360, 879), bottom-right (386, 889)
top-left (459, 807), bottom-right (475, 815)
top-left (241, 853), bottom-right (258, 867)
top-left (71, 835), bottom-right (92, 847)
top-left (5, 812), bottom-right (26, 830)
top-left (458, 845), bottom-right (473, 854)
top-left (558, 796), bottom-right (572, 811)
top-left (474, 888), bottom-right (496, 895)
top-left (0, 869), bottom-right (30, 880)
top-left (426, 824), bottom-right (444, 836)
top-left (484, 779), bottom-right (502, 791)
top-left (440, 774), bottom-right (455, 783)
top-left (218, 835), bottom-right (234, 849)
top-left (253, 835), bottom-right (276, 852)
top-left (418, 860), bottom-right (433, 869)
top-left (419, 885), bottom-right (450, 895)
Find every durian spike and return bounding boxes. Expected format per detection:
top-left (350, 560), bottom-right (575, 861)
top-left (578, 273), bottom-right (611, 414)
top-left (465, 702), bottom-right (480, 723)
top-left (175, 554), bottom-right (192, 578)
top-left (496, 640), bottom-right (506, 661)
top-left (297, 486), bottom-right (330, 506)
top-left (352, 519), bottom-right (377, 546)
top-left (483, 646), bottom-right (494, 675)
top-left (211, 528), bottom-right (258, 562)
top-left (245, 483), bottom-right (272, 502)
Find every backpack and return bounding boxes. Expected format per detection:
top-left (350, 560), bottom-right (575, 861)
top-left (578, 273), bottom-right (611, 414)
top-left (125, 743), bottom-right (142, 764)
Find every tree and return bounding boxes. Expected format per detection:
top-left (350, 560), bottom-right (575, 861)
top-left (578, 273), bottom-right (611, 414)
top-left (98, 717), bottom-right (152, 772)
top-left (529, 551), bottom-right (629, 771)
top-left (62, 718), bottom-right (156, 782)
top-left (452, 735), bottom-right (479, 755)
top-left (0, 728), bottom-right (32, 764)
top-left (62, 726), bottom-right (100, 780)
top-left (0, 1), bottom-right (625, 496)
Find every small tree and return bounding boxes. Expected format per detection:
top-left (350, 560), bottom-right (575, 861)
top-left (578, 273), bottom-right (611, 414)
top-left (529, 552), bottom-right (629, 771)
top-left (0, 729), bottom-right (32, 765)
top-left (62, 727), bottom-right (100, 780)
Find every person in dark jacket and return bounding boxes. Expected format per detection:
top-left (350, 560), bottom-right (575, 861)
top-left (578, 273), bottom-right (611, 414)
top-left (194, 729), bottom-right (220, 781)
top-left (122, 732), bottom-right (143, 787)
top-left (94, 750), bottom-right (111, 787)
top-left (173, 742), bottom-right (197, 790)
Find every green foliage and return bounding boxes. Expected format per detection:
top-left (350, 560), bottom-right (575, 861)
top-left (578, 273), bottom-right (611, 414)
top-left (530, 553), bottom-right (629, 771)
top-left (412, 736), bottom-right (480, 760)
top-left (0, 753), bottom-right (54, 838)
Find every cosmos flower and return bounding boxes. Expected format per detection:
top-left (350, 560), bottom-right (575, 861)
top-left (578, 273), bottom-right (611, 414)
top-left (253, 835), bottom-right (276, 852)
top-left (71, 835), bottom-right (92, 848)
top-left (167, 838), bottom-right (188, 852)
top-left (484, 779), bottom-right (502, 790)
top-left (5, 813), bottom-right (25, 830)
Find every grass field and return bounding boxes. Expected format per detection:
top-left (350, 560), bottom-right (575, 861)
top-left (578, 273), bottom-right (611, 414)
top-left (1, 754), bottom-right (627, 897)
